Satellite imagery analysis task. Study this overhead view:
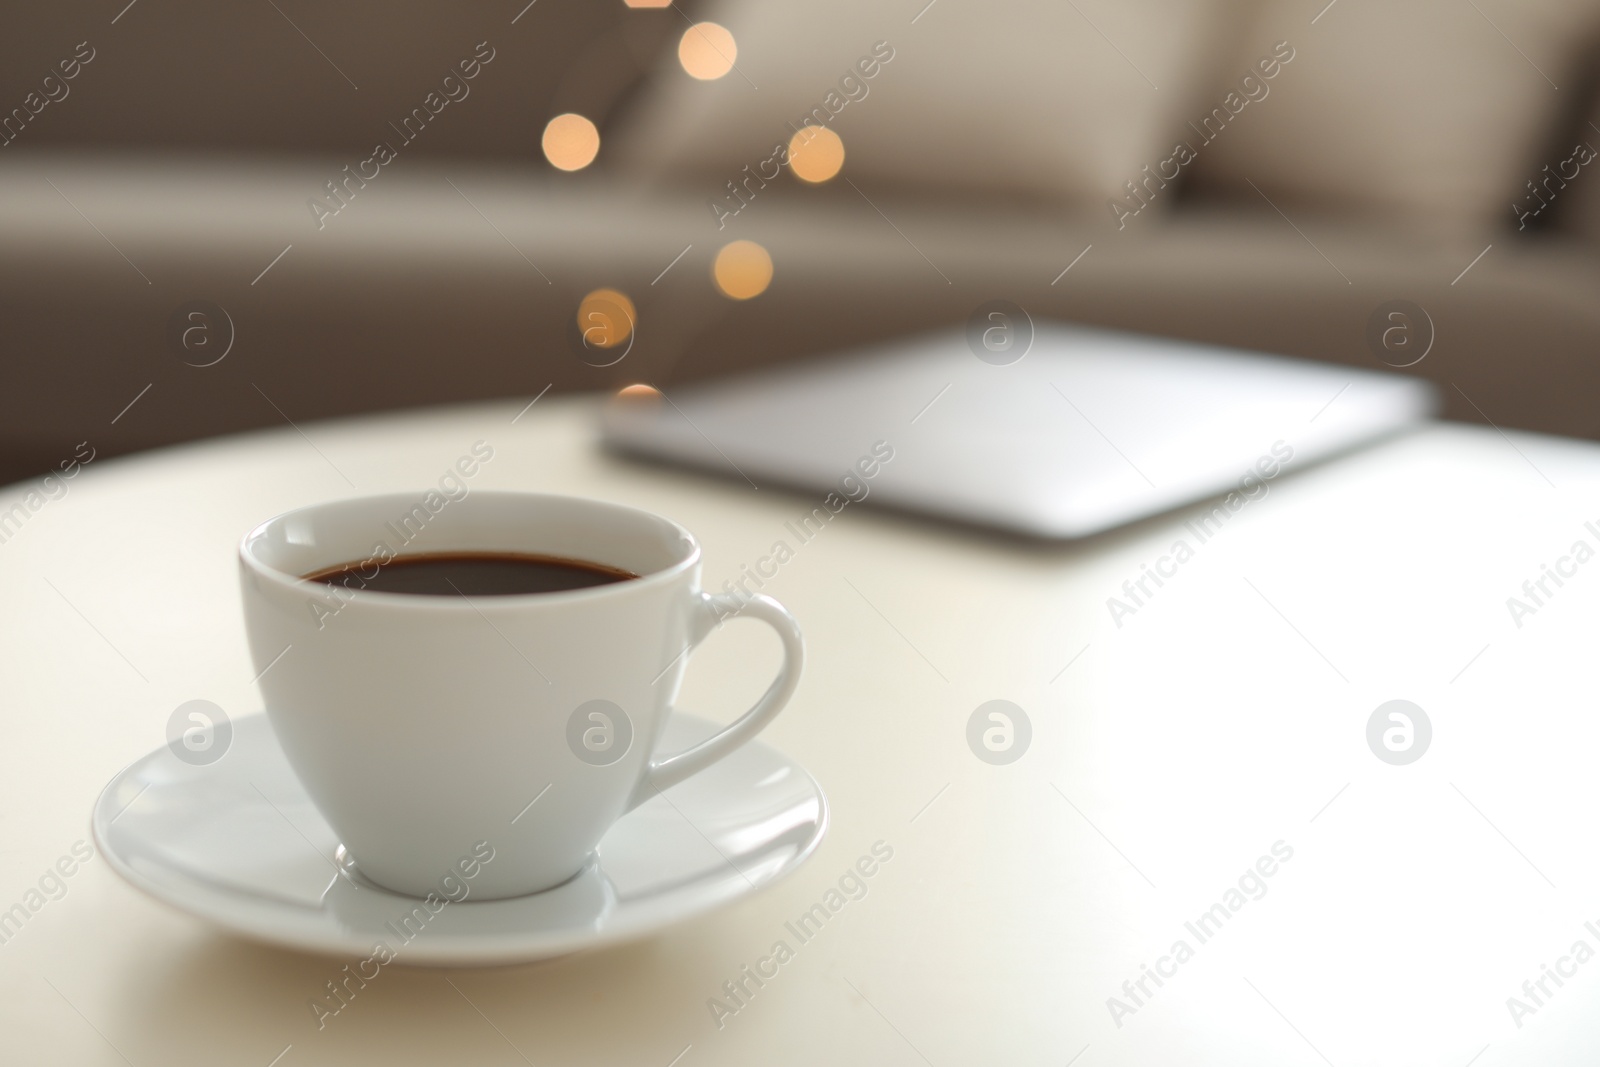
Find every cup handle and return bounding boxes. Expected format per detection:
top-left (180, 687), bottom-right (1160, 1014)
top-left (625, 592), bottom-right (803, 811)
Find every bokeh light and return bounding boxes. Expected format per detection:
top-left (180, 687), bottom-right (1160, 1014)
top-left (678, 23), bottom-right (737, 80)
top-left (542, 113), bottom-right (600, 171)
top-left (624, 0), bottom-right (672, 6)
top-left (577, 288), bottom-right (636, 348)
top-left (712, 241), bottom-right (773, 300)
top-left (614, 383), bottom-right (663, 405)
top-left (788, 125), bottom-right (845, 183)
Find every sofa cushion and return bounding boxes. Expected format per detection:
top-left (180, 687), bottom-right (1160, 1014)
top-left (1190, 0), bottom-right (1600, 230)
top-left (608, 0), bottom-right (1242, 214)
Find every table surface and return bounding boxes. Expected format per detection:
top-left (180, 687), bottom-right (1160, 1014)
top-left (4, 395), bottom-right (1600, 1066)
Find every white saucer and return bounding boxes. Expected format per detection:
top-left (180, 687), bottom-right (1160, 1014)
top-left (93, 713), bottom-right (827, 966)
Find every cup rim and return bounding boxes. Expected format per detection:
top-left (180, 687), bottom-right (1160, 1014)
top-left (238, 490), bottom-right (701, 609)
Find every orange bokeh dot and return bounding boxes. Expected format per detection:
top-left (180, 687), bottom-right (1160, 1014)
top-left (788, 126), bottom-right (845, 183)
top-left (712, 241), bottom-right (773, 300)
top-left (577, 288), bottom-right (636, 348)
top-left (542, 113), bottom-right (600, 172)
top-left (678, 23), bottom-right (737, 80)
top-left (614, 383), bottom-right (663, 404)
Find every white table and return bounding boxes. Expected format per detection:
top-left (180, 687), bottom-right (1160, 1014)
top-left (4, 396), bottom-right (1599, 1066)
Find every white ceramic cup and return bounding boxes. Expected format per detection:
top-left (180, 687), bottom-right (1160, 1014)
top-left (238, 491), bottom-right (803, 900)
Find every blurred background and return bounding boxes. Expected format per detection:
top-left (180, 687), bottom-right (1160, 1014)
top-left (3, 0), bottom-right (1600, 486)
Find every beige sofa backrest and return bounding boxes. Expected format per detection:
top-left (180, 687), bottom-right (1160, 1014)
top-left (0, 2), bottom-right (675, 159)
top-left (8, 0), bottom-right (1600, 239)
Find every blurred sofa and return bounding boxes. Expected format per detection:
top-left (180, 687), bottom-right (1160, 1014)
top-left (3, 0), bottom-right (1600, 485)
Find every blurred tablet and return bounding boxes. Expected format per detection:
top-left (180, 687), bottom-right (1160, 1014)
top-left (600, 322), bottom-right (1437, 539)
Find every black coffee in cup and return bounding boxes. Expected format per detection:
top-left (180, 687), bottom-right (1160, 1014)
top-left (304, 552), bottom-right (638, 597)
